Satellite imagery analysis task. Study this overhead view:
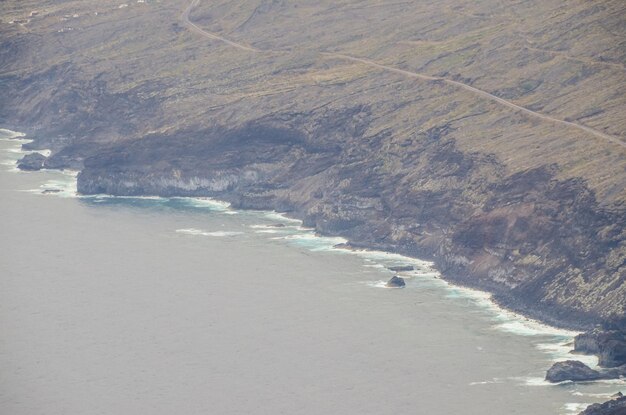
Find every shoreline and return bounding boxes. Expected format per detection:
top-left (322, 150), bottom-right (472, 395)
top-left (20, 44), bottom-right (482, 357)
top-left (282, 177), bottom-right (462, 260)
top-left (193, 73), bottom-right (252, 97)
top-left (0, 128), bottom-right (587, 341)
top-left (3, 130), bottom-right (626, 414)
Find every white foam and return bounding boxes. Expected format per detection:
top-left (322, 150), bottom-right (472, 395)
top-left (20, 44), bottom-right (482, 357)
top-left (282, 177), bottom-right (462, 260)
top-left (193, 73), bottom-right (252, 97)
top-left (263, 211), bottom-right (303, 224)
top-left (208, 231), bottom-right (244, 237)
top-left (0, 128), bottom-right (26, 139)
top-left (273, 233), bottom-right (348, 252)
top-left (365, 280), bottom-right (394, 289)
top-left (563, 403), bottom-right (591, 414)
top-left (175, 228), bottom-right (242, 237)
top-left (497, 318), bottom-right (579, 338)
top-left (469, 378), bottom-right (503, 386)
top-left (496, 321), bottom-right (562, 337)
top-left (85, 194), bottom-right (164, 201)
top-left (363, 263), bottom-right (386, 269)
top-left (513, 376), bottom-right (567, 387)
top-left (172, 197), bottom-right (231, 211)
top-left (536, 342), bottom-right (599, 368)
top-left (250, 224), bottom-right (298, 231)
top-left (176, 228), bottom-right (212, 236)
top-left (343, 247), bottom-right (433, 267)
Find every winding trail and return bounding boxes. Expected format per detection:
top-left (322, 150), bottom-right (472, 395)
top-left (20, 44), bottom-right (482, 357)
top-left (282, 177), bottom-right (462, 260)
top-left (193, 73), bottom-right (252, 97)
top-left (181, 0), bottom-right (626, 149)
top-left (181, 0), bottom-right (260, 53)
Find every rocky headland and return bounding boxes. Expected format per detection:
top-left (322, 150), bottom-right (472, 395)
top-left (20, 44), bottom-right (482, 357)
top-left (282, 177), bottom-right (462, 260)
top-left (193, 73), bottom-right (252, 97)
top-left (2, 0), bottom-right (625, 391)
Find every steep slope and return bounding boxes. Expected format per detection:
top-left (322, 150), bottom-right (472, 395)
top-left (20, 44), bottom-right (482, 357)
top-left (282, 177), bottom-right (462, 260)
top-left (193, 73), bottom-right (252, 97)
top-left (1, 0), bottom-right (625, 329)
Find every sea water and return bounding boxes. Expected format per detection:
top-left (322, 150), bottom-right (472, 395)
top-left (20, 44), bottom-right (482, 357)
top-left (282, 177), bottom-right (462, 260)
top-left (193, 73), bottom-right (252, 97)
top-left (0, 133), bottom-right (623, 415)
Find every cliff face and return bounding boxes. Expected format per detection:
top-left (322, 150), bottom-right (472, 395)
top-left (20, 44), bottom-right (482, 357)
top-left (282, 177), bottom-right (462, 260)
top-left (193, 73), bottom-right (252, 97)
top-left (2, 0), bottom-right (625, 329)
top-left (75, 118), bottom-right (626, 329)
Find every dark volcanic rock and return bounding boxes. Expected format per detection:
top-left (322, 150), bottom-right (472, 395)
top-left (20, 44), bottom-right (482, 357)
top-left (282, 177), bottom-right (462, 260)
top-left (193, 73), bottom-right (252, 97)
top-left (387, 265), bottom-right (415, 272)
top-left (579, 395), bottom-right (626, 415)
top-left (72, 122), bottom-right (626, 333)
top-left (545, 360), bottom-right (602, 382)
top-left (17, 152), bottom-right (46, 171)
top-left (575, 330), bottom-right (626, 368)
top-left (386, 276), bottom-right (406, 288)
top-left (603, 364), bottom-right (626, 379)
top-left (546, 360), bottom-right (626, 383)
top-left (3, 0), bottom-right (626, 345)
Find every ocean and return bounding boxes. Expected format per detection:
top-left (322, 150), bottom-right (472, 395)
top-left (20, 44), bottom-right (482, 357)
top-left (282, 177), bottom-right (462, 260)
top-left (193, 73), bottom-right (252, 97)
top-left (1, 130), bottom-right (624, 414)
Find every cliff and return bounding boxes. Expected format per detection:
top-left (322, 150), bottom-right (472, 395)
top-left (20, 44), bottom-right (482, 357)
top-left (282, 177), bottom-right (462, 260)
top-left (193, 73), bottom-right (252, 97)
top-left (1, 0), bottom-right (625, 330)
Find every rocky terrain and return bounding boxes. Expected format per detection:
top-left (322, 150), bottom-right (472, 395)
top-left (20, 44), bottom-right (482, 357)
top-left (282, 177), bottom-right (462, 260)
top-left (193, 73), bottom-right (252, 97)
top-left (1, 0), bottom-right (625, 348)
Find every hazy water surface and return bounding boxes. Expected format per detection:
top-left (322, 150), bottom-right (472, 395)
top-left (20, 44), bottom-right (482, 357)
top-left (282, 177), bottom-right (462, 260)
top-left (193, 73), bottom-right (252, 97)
top-left (0, 134), bottom-right (624, 415)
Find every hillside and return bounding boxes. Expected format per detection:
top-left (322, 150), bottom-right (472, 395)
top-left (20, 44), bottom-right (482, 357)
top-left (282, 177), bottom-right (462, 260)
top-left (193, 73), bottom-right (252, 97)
top-left (1, 0), bottom-right (625, 329)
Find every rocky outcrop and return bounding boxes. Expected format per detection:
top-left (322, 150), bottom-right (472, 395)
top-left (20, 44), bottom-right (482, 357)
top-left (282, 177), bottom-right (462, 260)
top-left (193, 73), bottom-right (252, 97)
top-left (386, 276), bottom-right (406, 288)
top-left (545, 360), bottom-right (626, 383)
top-left (17, 152), bottom-right (46, 171)
top-left (575, 329), bottom-right (626, 368)
top-left (579, 394), bottom-right (626, 415)
top-left (545, 360), bottom-right (602, 382)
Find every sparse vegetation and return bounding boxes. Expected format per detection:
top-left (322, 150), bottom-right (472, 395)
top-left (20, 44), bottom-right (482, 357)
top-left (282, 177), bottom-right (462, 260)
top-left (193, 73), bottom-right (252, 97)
top-left (1, 0), bottom-right (625, 330)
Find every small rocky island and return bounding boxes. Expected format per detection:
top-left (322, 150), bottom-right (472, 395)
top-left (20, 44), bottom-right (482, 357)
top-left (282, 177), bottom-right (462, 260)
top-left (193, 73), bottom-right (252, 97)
top-left (386, 276), bottom-right (406, 288)
top-left (17, 152), bottom-right (46, 171)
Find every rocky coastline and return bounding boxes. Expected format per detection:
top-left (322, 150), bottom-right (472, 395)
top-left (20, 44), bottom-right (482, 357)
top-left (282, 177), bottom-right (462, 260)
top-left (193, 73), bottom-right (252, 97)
top-left (2, 0), bottom-right (625, 411)
top-left (13, 133), bottom-right (626, 372)
top-left (2, 0), bottom-right (624, 342)
top-left (69, 132), bottom-right (626, 333)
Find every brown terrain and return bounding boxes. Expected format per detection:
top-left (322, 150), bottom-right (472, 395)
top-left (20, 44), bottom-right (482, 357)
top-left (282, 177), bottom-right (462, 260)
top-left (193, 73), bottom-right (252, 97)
top-left (1, 0), bottom-right (625, 337)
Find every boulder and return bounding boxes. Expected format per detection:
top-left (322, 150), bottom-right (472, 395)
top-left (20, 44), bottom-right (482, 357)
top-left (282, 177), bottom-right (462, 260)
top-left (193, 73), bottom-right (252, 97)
top-left (17, 152), bottom-right (46, 171)
top-left (545, 360), bottom-right (602, 382)
top-left (386, 276), bottom-right (405, 288)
